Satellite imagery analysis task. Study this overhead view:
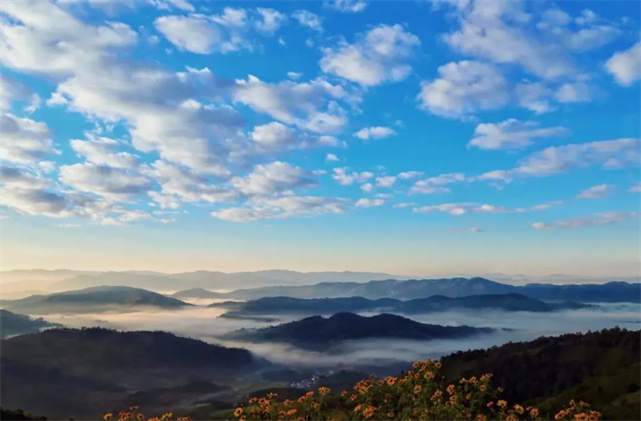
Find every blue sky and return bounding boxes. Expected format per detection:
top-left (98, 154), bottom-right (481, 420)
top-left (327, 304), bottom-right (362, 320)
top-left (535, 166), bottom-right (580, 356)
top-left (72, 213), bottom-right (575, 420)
top-left (1, 0), bottom-right (639, 276)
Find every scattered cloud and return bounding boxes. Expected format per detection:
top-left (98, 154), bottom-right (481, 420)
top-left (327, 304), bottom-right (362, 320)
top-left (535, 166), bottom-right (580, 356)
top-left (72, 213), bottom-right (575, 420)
top-left (376, 176), bottom-right (397, 188)
top-left (355, 198), bottom-right (385, 208)
top-left (292, 10), bottom-right (323, 32)
top-left (325, 153), bottom-right (340, 162)
top-left (354, 126), bottom-right (396, 140)
top-left (532, 212), bottom-right (640, 230)
top-left (630, 182), bottom-right (641, 193)
top-left (230, 161), bottom-right (316, 197)
top-left (606, 41), bottom-right (641, 86)
top-left (321, 24), bottom-right (419, 86)
top-left (417, 61), bottom-right (508, 118)
top-left (0, 113), bottom-right (59, 163)
top-left (577, 184), bottom-right (616, 199)
top-left (332, 167), bottom-right (374, 186)
top-left (410, 173), bottom-right (467, 194)
top-left (323, 0), bottom-right (367, 13)
top-left (469, 119), bottom-right (569, 150)
top-left (360, 183), bottom-right (373, 193)
top-left (211, 195), bottom-right (346, 222)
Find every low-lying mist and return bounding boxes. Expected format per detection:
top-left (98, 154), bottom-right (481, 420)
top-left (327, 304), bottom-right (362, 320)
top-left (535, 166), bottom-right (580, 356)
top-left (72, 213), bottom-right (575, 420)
top-left (39, 302), bottom-right (641, 371)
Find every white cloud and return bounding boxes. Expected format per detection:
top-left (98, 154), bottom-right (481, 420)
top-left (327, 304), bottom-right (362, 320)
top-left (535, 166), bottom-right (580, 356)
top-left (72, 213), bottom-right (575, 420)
top-left (394, 202), bottom-right (415, 209)
top-left (255, 8), bottom-right (287, 35)
top-left (154, 8), bottom-right (286, 54)
top-left (0, 74), bottom-right (31, 110)
top-left (320, 24), bottom-right (419, 86)
top-left (212, 195), bottom-right (346, 222)
top-left (417, 61), bottom-right (508, 118)
top-left (376, 176), bottom-right (396, 188)
top-left (414, 201), bottom-right (537, 216)
top-left (250, 121), bottom-right (338, 152)
top-left (325, 153), bottom-right (339, 162)
top-left (287, 71), bottom-right (303, 80)
top-left (233, 75), bottom-right (355, 134)
top-left (231, 161), bottom-right (315, 197)
top-left (323, 0), bottom-right (367, 13)
top-left (0, 113), bottom-right (59, 163)
top-left (469, 119), bottom-right (568, 150)
top-left (577, 184), bottom-right (616, 199)
top-left (355, 198), bottom-right (385, 208)
top-left (515, 81), bottom-right (554, 114)
top-left (555, 82), bottom-right (592, 103)
top-left (360, 183), bottom-right (373, 192)
top-left (397, 171), bottom-right (423, 180)
top-left (332, 167), bottom-right (374, 186)
top-left (70, 135), bottom-right (140, 168)
top-left (514, 138), bottom-right (641, 176)
top-left (475, 170), bottom-right (513, 182)
top-left (292, 10), bottom-right (323, 32)
top-left (606, 41), bottom-right (641, 86)
top-left (440, 0), bottom-right (575, 79)
top-left (354, 126), bottom-right (396, 140)
top-left (59, 163), bottom-right (153, 200)
top-left (410, 173), bottom-right (467, 194)
top-left (532, 212), bottom-right (640, 230)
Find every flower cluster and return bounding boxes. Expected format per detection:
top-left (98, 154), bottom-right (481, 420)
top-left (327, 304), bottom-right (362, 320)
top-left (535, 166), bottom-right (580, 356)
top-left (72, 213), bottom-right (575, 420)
top-left (104, 406), bottom-right (191, 421)
top-left (229, 359), bottom-right (601, 421)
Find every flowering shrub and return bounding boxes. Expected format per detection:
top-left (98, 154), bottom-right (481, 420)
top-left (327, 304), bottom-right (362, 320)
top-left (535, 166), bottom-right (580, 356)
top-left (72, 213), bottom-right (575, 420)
top-left (107, 360), bottom-right (602, 421)
top-left (231, 360), bottom-right (601, 421)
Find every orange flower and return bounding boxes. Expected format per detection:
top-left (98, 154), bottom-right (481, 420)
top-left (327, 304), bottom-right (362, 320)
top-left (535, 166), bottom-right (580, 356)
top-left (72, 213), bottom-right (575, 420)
top-left (497, 400), bottom-right (508, 408)
top-left (387, 412), bottom-right (394, 418)
top-left (249, 397), bottom-right (258, 404)
top-left (487, 402), bottom-right (494, 408)
top-left (431, 391), bottom-right (442, 401)
top-left (137, 415), bottom-right (145, 420)
top-left (413, 384), bottom-right (422, 394)
top-left (350, 394), bottom-right (358, 401)
top-left (354, 405), bottom-right (363, 412)
top-left (239, 416), bottom-right (246, 421)
top-left (305, 391), bottom-right (314, 398)
top-left (267, 392), bottom-right (278, 399)
top-left (555, 410), bottom-right (567, 420)
top-left (341, 391), bottom-right (347, 397)
top-left (286, 409), bottom-right (297, 416)
top-left (104, 414), bottom-right (113, 420)
top-left (514, 404), bottom-right (525, 415)
top-left (385, 376), bottom-right (396, 386)
top-left (130, 407), bottom-right (139, 412)
top-left (506, 415), bottom-right (518, 421)
top-left (311, 402), bottom-right (320, 409)
top-left (447, 384), bottom-right (456, 395)
top-left (362, 406), bottom-right (376, 419)
top-left (477, 415), bottom-right (487, 421)
top-left (234, 408), bottom-right (244, 418)
top-left (318, 387), bottom-right (330, 394)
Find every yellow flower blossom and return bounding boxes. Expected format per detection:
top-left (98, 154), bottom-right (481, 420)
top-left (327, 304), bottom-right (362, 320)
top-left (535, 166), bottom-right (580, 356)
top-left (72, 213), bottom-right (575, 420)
top-left (234, 408), bottom-right (244, 418)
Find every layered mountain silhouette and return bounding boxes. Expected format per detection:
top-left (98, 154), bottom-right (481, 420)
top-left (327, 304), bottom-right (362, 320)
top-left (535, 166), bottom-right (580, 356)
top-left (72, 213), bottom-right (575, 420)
top-left (0, 309), bottom-right (63, 338)
top-left (0, 328), bottom-right (257, 418)
top-left (216, 293), bottom-right (590, 318)
top-left (0, 286), bottom-right (191, 314)
top-left (178, 277), bottom-right (640, 303)
top-left (225, 312), bottom-right (493, 351)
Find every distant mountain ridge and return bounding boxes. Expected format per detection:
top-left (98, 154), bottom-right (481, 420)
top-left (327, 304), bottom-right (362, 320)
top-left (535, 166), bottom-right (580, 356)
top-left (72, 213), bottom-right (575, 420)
top-left (225, 312), bottom-right (493, 351)
top-left (1, 269), bottom-right (413, 296)
top-left (216, 293), bottom-right (590, 318)
top-left (0, 286), bottom-right (191, 314)
top-left (178, 277), bottom-right (641, 303)
top-left (0, 309), bottom-right (63, 338)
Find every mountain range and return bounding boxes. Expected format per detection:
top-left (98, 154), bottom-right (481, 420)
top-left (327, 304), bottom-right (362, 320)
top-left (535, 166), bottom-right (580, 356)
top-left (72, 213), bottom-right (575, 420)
top-left (224, 312), bottom-right (493, 351)
top-left (215, 293), bottom-right (590, 319)
top-left (0, 286), bottom-right (191, 314)
top-left (0, 269), bottom-right (413, 298)
top-left (0, 309), bottom-right (62, 338)
top-left (0, 328), bottom-right (257, 418)
top-left (179, 277), bottom-right (641, 303)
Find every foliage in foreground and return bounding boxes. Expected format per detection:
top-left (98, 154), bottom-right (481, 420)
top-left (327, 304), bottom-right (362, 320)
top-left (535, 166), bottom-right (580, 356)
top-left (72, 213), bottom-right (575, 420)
top-left (108, 360), bottom-right (601, 421)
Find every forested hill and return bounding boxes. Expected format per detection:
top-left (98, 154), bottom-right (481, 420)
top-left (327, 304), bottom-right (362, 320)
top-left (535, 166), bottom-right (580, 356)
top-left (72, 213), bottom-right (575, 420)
top-left (440, 327), bottom-right (640, 420)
